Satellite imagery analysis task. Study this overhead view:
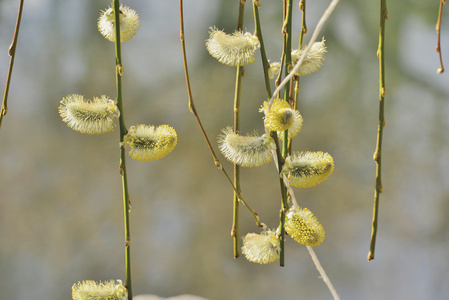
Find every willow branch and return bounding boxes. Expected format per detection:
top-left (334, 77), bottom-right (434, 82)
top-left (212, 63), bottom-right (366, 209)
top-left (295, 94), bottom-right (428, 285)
top-left (436, 0), bottom-right (445, 74)
top-left (368, 0), bottom-right (388, 262)
top-left (268, 0), bottom-right (339, 110)
top-left (0, 0), bottom-right (24, 129)
top-left (178, 0), bottom-right (260, 230)
top-left (231, 0), bottom-right (247, 259)
top-left (307, 246), bottom-right (341, 300)
top-left (252, 0), bottom-right (272, 99)
top-left (112, 1), bottom-right (133, 297)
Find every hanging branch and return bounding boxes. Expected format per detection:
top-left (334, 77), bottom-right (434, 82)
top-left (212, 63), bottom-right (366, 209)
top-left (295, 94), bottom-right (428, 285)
top-left (276, 0), bottom-right (294, 267)
top-left (368, 0), bottom-right (388, 262)
top-left (252, 0), bottom-right (272, 99)
top-left (230, 0), bottom-right (247, 259)
top-left (0, 0), bottom-right (24, 129)
top-left (436, 0), bottom-right (446, 74)
top-left (268, 0), bottom-right (339, 107)
top-left (288, 0), bottom-right (307, 153)
top-left (178, 0), bottom-right (261, 230)
top-left (112, 0), bottom-right (133, 297)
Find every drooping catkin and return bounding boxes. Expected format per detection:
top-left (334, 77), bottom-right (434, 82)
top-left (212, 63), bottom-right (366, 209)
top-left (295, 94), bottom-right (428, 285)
top-left (98, 4), bottom-right (139, 43)
top-left (72, 279), bottom-right (127, 300)
top-left (282, 151), bottom-right (334, 188)
top-left (241, 229), bottom-right (280, 264)
top-left (58, 94), bottom-right (119, 134)
top-left (218, 127), bottom-right (274, 167)
top-left (260, 98), bottom-right (303, 137)
top-left (125, 124), bottom-right (177, 161)
top-left (285, 207), bottom-right (325, 247)
top-left (206, 27), bottom-right (260, 66)
top-left (291, 38), bottom-right (327, 76)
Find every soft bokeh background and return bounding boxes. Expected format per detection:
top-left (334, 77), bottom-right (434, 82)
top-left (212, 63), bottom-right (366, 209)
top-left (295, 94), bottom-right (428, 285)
top-left (1, 0), bottom-right (448, 299)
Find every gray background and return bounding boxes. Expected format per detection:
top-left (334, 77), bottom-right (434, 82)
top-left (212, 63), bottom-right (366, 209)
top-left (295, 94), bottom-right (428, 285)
top-left (1, 0), bottom-right (448, 299)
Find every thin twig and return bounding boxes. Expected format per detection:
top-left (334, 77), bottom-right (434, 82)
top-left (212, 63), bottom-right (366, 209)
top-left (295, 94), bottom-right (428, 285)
top-left (231, 0), bottom-right (247, 258)
top-left (0, 0), bottom-right (24, 129)
top-left (436, 0), bottom-right (445, 74)
top-left (252, 0), bottom-right (272, 99)
top-left (112, 1), bottom-right (133, 297)
top-left (307, 246), bottom-right (341, 300)
top-left (268, 0), bottom-right (340, 111)
top-left (268, 0), bottom-right (341, 296)
top-left (277, 0), bottom-right (294, 267)
top-left (178, 0), bottom-right (261, 230)
top-left (368, 0), bottom-right (388, 262)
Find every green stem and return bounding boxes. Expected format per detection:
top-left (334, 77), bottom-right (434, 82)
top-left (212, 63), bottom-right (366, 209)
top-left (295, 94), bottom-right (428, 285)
top-left (289, 0), bottom-right (306, 153)
top-left (231, 0), bottom-right (246, 259)
top-left (112, 1), bottom-right (132, 297)
top-left (252, 3), bottom-right (289, 253)
top-left (179, 0), bottom-right (261, 230)
top-left (295, 0), bottom-right (307, 109)
top-left (232, 66), bottom-right (243, 258)
top-left (276, 0), bottom-right (293, 267)
top-left (252, 0), bottom-right (271, 98)
top-left (253, 5), bottom-right (291, 257)
top-left (0, 0), bottom-right (24, 129)
top-left (269, 0), bottom-right (339, 105)
top-left (368, 0), bottom-right (387, 262)
top-left (282, 0), bottom-right (293, 104)
top-left (298, 0), bottom-right (307, 49)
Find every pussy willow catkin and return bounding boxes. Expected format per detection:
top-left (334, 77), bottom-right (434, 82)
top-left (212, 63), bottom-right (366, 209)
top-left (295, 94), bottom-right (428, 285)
top-left (241, 229), bottom-right (280, 264)
top-left (269, 38), bottom-right (327, 78)
top-left (218, 127), bottom-right (274, 167)
top-left (206, 27), bottom-right (260, 67)
top-left (261, 98), bottom-right (303, 137)
top-left (291, 38), bottom-right (327, 76)
top-left (72, 280), bottom-right (127, 300)
top-left (282, 151), bottom-right (334, 188)
top-left (98, 4), bottom-right (139, 43)
top-left (58, 94), bottom-right (119, 134)
top-left (125, 124), bottom-right (177, 161)
top-left (285, 207), bottom-right (325, 247)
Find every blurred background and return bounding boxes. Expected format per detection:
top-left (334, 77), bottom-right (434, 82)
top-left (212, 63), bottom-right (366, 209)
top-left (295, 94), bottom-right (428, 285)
top-left (1, 0), bottom-right (448, 299)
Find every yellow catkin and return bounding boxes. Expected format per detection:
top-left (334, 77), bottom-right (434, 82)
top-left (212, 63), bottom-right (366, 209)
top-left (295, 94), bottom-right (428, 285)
top-left (291, 38), bottom-right (327, 76)
top-left (58, 94), bottom-right (119, 134)
top-left (268, 61), bottom-right (281, 79)
top-left (261, 98), bottom-right (303, 135)
top-left (218, 127), bottom-right (274, 167)
top-left (206, 27), bottom-right (260, 66)
top-left (282, 151), bottom-right (334, 188)
top-left (125, 124), bottom-right (177, 161)
top-left (98, 4), bottom-right (139, 43)
top-left (285, 207), bottom-right (325, 247)
top-left (72, 279), bottom-right (127, 300)
top-left (241, 230), bottom-right (280, 264)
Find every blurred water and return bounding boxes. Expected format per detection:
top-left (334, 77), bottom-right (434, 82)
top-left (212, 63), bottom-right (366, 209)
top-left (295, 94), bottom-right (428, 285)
top-left (1, 1), bottom-right (449, 300)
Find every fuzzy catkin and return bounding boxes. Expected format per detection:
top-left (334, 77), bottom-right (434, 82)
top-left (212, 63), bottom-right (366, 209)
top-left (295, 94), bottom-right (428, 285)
top-left (206, 27), bottom-right (260, 66)
top-left (58, 94), bottom-right (119, 134)
top-left (285, 207), bottom-right (325, 247)
top-left (125, 124), bottom-right (177, 161)
top-left (261, 98), bottom-right (303, 135)
top-left (218, 127), bottom-right (274, 167)
top-left (241, 230), bottom-right (280, 264)
top-left (291, 39), bottom-right (327, 76)
top-left (282, 151), bottom-right (334, 188)
top-left (72, 280), bottom-right (127, 300)
top-left (98, 4), bottom-right (139, 43)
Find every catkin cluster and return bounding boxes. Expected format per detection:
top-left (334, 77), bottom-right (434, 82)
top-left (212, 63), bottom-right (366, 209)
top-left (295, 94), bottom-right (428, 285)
top-left (58, 4), bottom-right (177, 163)
top-left (205, 2), bottom-right (334, 265)
top-left (61, 4), bottom-right (177, 297)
